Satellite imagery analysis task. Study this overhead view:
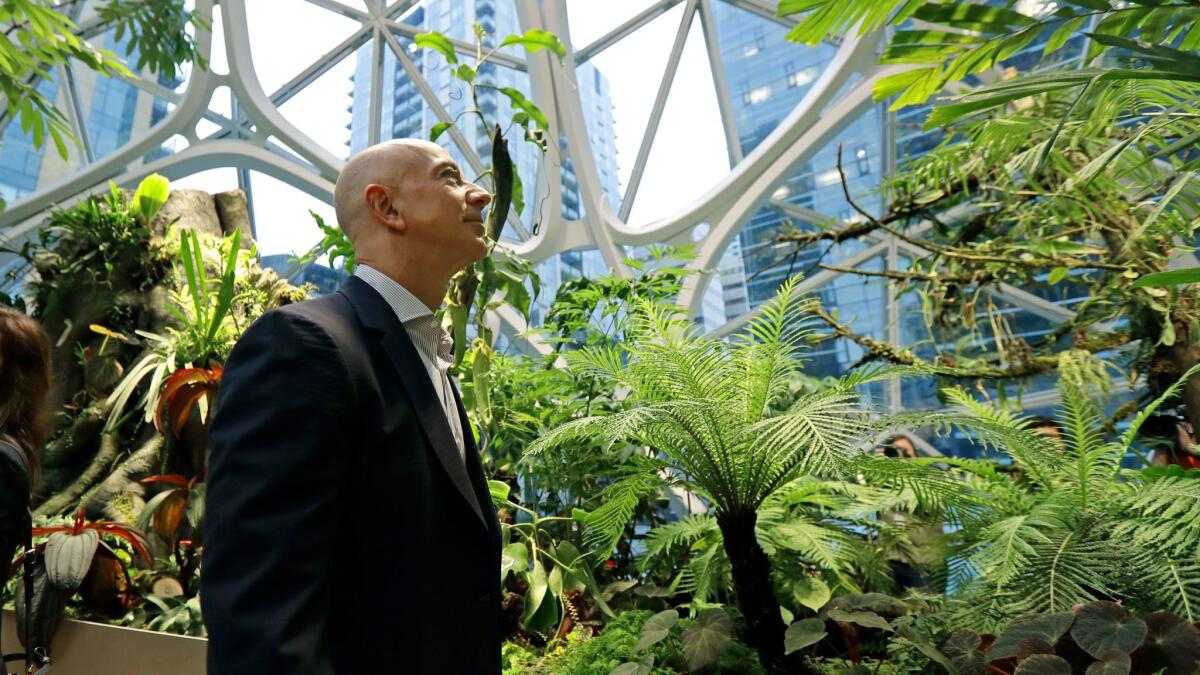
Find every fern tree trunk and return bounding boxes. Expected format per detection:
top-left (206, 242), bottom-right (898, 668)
top-left (717, 509), bottom-right (808, 674)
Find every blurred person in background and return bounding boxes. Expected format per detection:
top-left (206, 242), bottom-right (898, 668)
top-left (0, 307), bottom-right (50, 568)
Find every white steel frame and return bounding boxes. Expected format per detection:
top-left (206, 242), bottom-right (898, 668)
top-left (1, 0), bottom-right (1191, 413)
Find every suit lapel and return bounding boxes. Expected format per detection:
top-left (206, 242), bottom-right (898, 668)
top-left (340, 277), bottom-right (489, 530)
top-left (451, 379), bottom-right (503, 549)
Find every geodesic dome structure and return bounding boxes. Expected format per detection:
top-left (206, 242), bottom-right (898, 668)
top-left (0, 0), bottom-right (1150, 423)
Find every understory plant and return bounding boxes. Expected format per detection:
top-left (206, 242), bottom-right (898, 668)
top-left (530, 277), bottom-right (894, 670)
top-left (864, 363), bottom-right (1200, 629)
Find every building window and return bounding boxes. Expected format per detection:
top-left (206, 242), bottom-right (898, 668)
top-left (855, 146), bottom-right (871, 176)
top-left (745, 85), bottom-right (771, 105)
top-left (788, 66), bottom-right (816, 88)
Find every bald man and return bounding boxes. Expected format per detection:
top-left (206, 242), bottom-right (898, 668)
top-left (203, 140), bottom-right (503, 674)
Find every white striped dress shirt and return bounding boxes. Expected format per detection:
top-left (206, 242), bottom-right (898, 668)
top-left (353, 265), bottom-right (465, 462)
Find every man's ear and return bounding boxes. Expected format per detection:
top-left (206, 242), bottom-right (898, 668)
top-left (364, 183), bottom-right (405, 232)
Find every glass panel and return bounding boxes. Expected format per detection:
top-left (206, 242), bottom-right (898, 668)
top-left (582, 3), bottom-right (685, 200)
top-left (278, 46), bottom-right (357, 160)
top-left (245, 0), bottom-right (363, 95)
top-left (246, 171), bottom-right (339, 260)
top-left (711, 0), bottom-right (839, 156)
top-left (0, 73), bottom-right (66, 204)
top-left (565, 0), bottom-right (659, 48)
top-left (627, 15), bottom-right (727, 227)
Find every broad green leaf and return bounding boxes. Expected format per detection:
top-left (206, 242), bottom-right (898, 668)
top-left (1013, 655), bottom-right (1071, 675)
top-left (413, 32), bottom-right (457, 65)
top-left (792, 576), bottom-right (832, 612)
top-left (827, 609), bottom-right (893, 632)
top-left (488, 479), bottom-right (511, 502)
top-left (681, 609), bottom-right (733, 671)
top-left (1047, 267), bottom-right (1069, 285)
top-left (635, 609), bottom-right (678, 652)
top-left (912, 3), bottom-right (1037, 30)
top-left (1070, 602), bottom-right (1147, 659)
top-left (987, 612), bottom-right (1075, 660)
top-left (499, 29), bottom-right (566, 60)
top-left (133, 173), bottom-right (170, 223)
top-left (522, 559), bottom-right (551, 627)
top-left (784, 618), bottom-right (827, 654)
top-left (500, 542), bottom-right (527, 582)
top-left (1131, 269), bottom-right (1200, 288)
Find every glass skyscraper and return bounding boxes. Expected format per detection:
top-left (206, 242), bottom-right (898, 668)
top-left (707, 2), bottom-right (1096, 417)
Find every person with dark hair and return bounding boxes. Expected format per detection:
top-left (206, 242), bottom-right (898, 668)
top-left (1143, 412), bottom-right (1200, 469)
top-left (872, 433), bottom-right (941, 591)
top-left (0, 306), bottom-right (50, 566)
top-left (875, 433), bottom-right (918, 459)
top-left (1030, 415), bottom-right (1064, 445)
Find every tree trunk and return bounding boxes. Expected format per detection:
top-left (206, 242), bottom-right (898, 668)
top-left (34, 431), bottom-right (122, 517)
top-left (717, 509), bottom-right (807, 674)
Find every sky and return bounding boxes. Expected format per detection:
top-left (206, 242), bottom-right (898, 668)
top-left (169, 0), bottom-right (731, 258)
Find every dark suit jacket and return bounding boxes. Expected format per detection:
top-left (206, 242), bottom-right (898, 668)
top-left (202, 276), bottom-right (503, 674)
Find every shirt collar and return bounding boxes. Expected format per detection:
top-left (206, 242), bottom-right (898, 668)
top-left (353, 265), bottom-right (454, 367)
top-left (353, 264), bottom-right (433, 324)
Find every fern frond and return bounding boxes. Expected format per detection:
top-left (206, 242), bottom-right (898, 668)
top-left (578, 470), bottom-right (665, 555)
top-left (1119, 363), bottom-right (1200, 451)
top-left (642, 514), bottom-right (719, 569)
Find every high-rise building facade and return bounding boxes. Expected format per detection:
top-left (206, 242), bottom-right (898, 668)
top-left (347, 0), bottom-right (621, 330)
top-left (0, 25), bottom-right (175, 204)
top-left (709, 2), bottom-right (1095, 415)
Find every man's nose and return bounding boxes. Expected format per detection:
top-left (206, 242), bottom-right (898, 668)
top-left (467, 184), bottom-right (492, 206)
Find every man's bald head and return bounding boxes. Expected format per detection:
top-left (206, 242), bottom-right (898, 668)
top-left (333, 139), bottom-right (445, 241)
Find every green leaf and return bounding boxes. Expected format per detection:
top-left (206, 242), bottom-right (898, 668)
top-left (429, 121), bottom-right (453, 142)
top-left (413, 32), bottom-right (457, 65)
top-left (1137, 612), bottom-right (1200, 674)
top-left (497, 86), bottom-right (549, 130)
top-left (827, 609), bottom-right (893, 632)
top-left (987, 612), bottom-right (1075, 660)
top-left (455, 64), bottom-right (476, 82)
top-left (523, 559), bottom-right (551, 627)
top-left (132, 173), bottom-right (170, 223)
top-left (1131, 269), bottom-right (1200, 288)
top-left (206, 229), bottom-right (242, 346)
top-left (912, 3), bottom-right (1037, 30)
top-left (635, 609), bottom-right (678, 651)
top-left (488, 479), bottom-right (511, 502)
top-left (1084, 651), bottom-right (1131, 675)
top-left (784, 618), bottom-right (827, 654)
top-left (500, 542), bottom-right (528, 583)
top-left (499, 29), bottom-right (567, 60)
top-left (942, 630), bottom-right (986, 674)
top-left (792, 576), bottom-right (832, 612)
top-left (1070, 602), bottom-right (1147, 659)
top-left (1044, 16), bottom-right (1087, 55)
top-left (1013, 655), bottom-right (1071, 675)
top-left (681, 609), bottom-right (733, 671)
top-left (1048, 267), bottom-right (1069, 285)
